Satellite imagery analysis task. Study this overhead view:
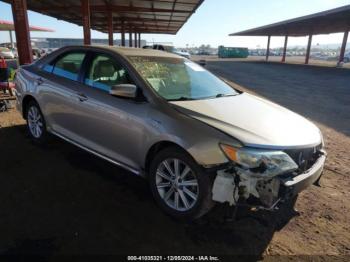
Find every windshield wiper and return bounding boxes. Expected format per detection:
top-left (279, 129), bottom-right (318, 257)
top-left (167, 96), bottom-right (195, 101)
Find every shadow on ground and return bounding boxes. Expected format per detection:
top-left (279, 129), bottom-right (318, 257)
top-left (0, 124), bottom-right (297, 259)
top-left (207, 61), bottom-right (350, 137)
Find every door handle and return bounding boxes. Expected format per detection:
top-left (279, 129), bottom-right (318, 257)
top-left (35, 77), bottom-right (44, 85)
top-left (77, 93), bottom-right (88, 102)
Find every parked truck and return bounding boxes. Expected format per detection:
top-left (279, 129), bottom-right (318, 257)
top-left (218, 46), bottom-right (249, 58)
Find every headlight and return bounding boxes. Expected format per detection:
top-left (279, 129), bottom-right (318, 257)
top-left (220, 144), bottom-right (298, 176)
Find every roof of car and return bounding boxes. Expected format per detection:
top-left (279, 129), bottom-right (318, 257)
top-left (65, 45), bottom-right (182, 59)
top-left (109, 46), bottom-right (181, 58)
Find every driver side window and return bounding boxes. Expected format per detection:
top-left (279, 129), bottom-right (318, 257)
top-left (84, 54), bottom-right (132, 92)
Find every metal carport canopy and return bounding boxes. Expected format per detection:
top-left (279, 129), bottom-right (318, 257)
top-left (229, 5), bottom-right (350, 36)
top-left (228, 5), bottom-right (350, 66)
top-left (2, 0), bottom-right (204, 35)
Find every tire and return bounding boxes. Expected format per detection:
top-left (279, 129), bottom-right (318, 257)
top-left (149, 146), bottom-right (214, 221)
top-left (25, 100), bottom-right (48, 144)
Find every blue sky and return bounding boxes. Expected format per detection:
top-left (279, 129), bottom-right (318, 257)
top-left (0, 0), bottom-right (349, 48)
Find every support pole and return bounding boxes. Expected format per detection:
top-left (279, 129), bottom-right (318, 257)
top-left (305, 34), bottom-right (312, 64)
top-left (282, 35), bottom-right (288, 62)
top-left (81, 0), bottom-right (91, 45)
top-left (138, 33), bottom-right (141, 48)
top-left (134, 32), bottom-right (137, 47)
top-left (338, 29), bottom-right (349, 65)
top-left (108, 12), bottom-right (113, 46)
top-left (129, 27), bottom-right (132, 47)
top-left (11, 0), bottom-right (32, 65)
top-left (138, 33), bottom-right (142, 48)
top-left (121, 20), bottom-right (125, 46)
top-left (9, 30), bottom-right (14, 48)
top-left (265, 35), bottom-right (271, 61)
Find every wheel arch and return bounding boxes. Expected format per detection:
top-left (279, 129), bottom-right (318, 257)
top-left (22, 94), bottom-right (38, 119)
top-left (144, 141), bottom-right (190, 175)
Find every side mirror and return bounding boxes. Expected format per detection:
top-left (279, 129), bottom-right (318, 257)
top-left (110, 84), bottom-right (137, 99)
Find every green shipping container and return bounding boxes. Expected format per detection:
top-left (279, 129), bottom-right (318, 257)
top-left (218, 46), bottom-right (249, 58)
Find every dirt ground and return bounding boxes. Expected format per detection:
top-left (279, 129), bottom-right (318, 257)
top-left (0, 60), bottom-right (349, 261)
top-left (193, 55), bottom-right (350, 69)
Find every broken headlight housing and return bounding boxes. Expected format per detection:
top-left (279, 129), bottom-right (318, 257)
top-left (220, 144), bottom-right (298, 177)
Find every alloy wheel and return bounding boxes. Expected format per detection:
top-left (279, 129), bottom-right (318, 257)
top-left (27, 106), bottom-right (43, 138)
top-left (156, 158), bottom-right (199, 211)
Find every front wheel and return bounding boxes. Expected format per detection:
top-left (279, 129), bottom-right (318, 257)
top-left (149, 147), bottom-right (214, 220)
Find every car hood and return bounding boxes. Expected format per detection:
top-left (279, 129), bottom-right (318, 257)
top-left (170, 93), bottom-right (321, 149)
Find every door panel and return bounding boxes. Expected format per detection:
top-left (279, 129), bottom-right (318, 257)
top-left (70, 52), bottom-right (149, 170)
top-left (72, 85), bottom-right (149, 170)
top-left (38, 75), bottom-right (84, 140)
top-left (38, 51), bottom-right (87, 141)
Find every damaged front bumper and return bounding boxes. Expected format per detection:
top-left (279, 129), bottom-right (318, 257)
top-left (212, 153), bottom-right (326, 210)
top-left (280, 154), bottom-right (326, 197)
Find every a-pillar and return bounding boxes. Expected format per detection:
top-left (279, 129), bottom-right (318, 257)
top-left (11, 0), bottom-right (32, 65)
top-left (81, 0), bottom-right (91, 45)
top-left (305, 34), bottom-right (312, 64)
top-left (338, 29), bottom-right (349, 66)
top-left (265, 35), bottom-right (271, 61)
top-left (108, 11), bottom-right (113, 46)
top-left (281, 35), bottom-right (288, 62)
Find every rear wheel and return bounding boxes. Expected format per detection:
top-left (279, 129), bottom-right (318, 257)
top-left (149, 146), bottom-right (214, 220)
top-left (25, 100), bottom-right (48, 144)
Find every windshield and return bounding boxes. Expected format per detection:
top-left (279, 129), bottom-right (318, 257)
top-left (128, 56), bottom-right (239, 101)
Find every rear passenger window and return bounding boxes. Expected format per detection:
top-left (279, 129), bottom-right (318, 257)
top-left (51, 52), bottom-right (85, 81)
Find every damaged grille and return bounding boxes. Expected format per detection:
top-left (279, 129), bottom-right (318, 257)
top-left (284, 143), bottom-right (323, 172)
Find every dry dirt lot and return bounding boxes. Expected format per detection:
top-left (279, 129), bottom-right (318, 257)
top-left (194, 55), bottom-right (350, 69)
top-left (0, 61), bottom-right (349, 261)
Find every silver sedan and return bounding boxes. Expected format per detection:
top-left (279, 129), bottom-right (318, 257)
top-left (15, 46), bottom-right (326, 220)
